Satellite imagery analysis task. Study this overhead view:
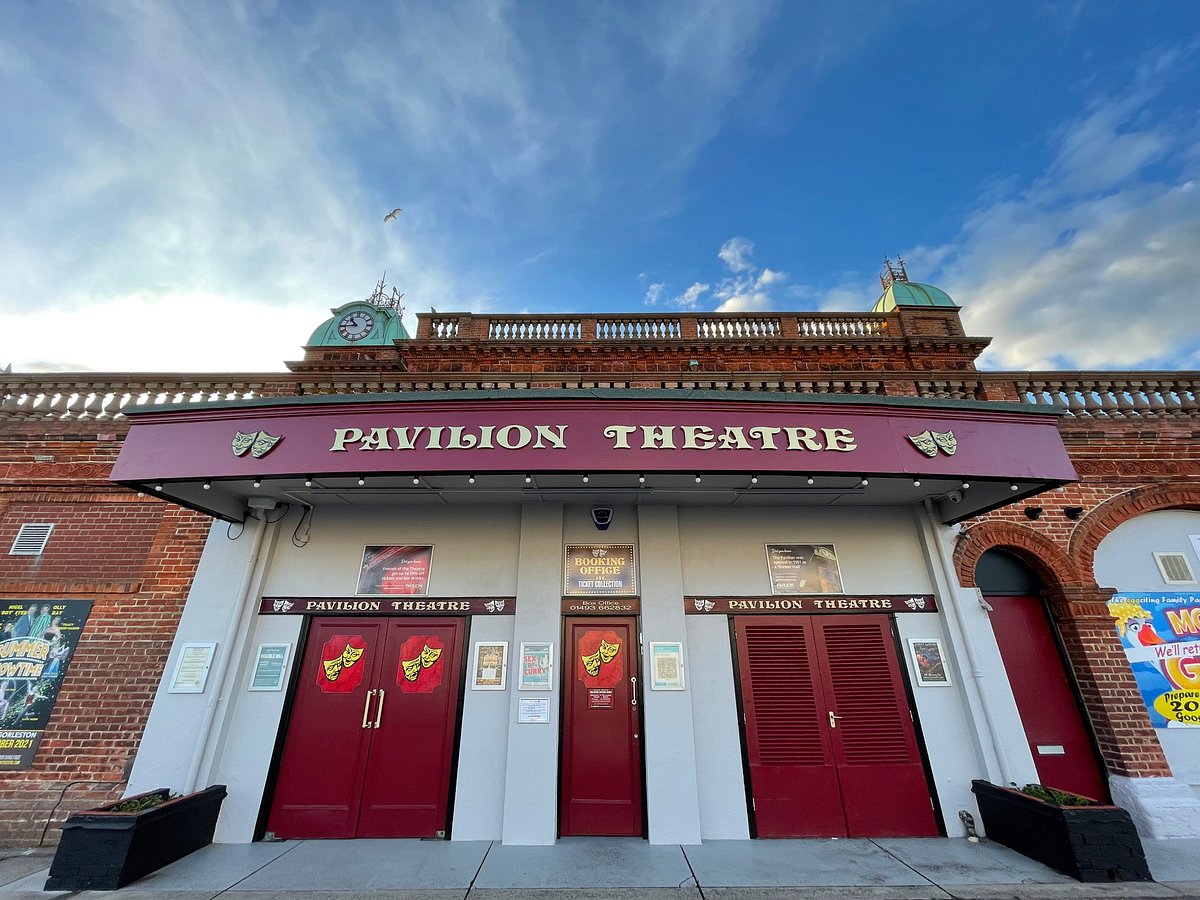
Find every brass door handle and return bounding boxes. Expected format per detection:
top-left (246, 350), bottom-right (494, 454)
top-left (828, 711), bottom-right (843, 728)
top-left (363, 689), bottom-right (376, 729)
top-left (374, 689), bottom-right (386, 729)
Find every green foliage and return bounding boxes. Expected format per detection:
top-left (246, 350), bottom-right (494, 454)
top-left (1011, 782), bottom-right (1096, 807)
top-left (107, 792), bottom-right (180, 813)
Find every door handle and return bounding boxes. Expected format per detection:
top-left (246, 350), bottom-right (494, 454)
top-left (374, 689), bottom-right (386, 729)
top-left (630, 676), bottom-right (637, 707)
top-left (362, 689), bottom-right (376, 729)
top-left (828, 711), bottom-right (843, 728)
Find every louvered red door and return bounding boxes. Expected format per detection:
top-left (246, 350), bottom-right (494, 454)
top-left (736, 615), bottom-right (937, 838)
top-left (816, 617), bottom-right (938, 836)
top-left (736, 618), bottom-right (844, 836)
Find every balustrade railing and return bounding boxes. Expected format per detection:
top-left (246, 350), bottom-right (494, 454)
top-left (2, 371), bottom-right (1197, 421)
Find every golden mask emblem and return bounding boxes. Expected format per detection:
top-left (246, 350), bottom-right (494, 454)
top-left (598, 640), bottom-right (620, 664)
top-left (341, 644), bottom-right (365, 667)
top-left (322, 657), bottom-right (344, 681)
top-left (401, 657), bottom-right (422, 682)
top-left (581, 650), bottom-right (602, 677)
top-left (419, 644), bottom-right (443, 667)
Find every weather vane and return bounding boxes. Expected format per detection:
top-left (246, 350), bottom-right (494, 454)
top-left (366, 271), bottom-right (404, 312)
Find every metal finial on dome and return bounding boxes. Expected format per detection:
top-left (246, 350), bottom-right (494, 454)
top-left (366, 272), bottom-right (405, 314)
top-left (880, 256), bottom-right (909, 291)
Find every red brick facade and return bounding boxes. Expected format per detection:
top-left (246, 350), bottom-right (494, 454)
top-left (1, 302), bottom-right (1197, 844)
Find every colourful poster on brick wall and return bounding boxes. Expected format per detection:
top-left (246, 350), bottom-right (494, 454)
top-left (1109, 593), bottom-right (1200, 729)
top-left (0, 599), bottom-right (93, 769)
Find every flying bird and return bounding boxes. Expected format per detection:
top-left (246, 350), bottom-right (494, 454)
top-left (383, 207), bottom-right (403, 222)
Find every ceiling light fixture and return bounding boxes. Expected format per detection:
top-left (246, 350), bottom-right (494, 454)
top-left (304, 477), bottom-right (313, 488)
top-left (252, 479), bottom-right (262, 489)
top-left (913, 479), bottom-right (921, 487)
top-left (357, 477), bottom-right (366, 486)
top-left (202, 481), bottom-right (211, 490)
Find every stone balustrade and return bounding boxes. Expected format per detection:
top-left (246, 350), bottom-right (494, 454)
top-left (3, 370), bottom-right (1197, 422)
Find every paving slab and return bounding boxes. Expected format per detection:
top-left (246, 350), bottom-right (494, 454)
top-left (0, 855), bottom-right (56, 891)
top-left (682, 839), bottom-right (931, 888)
top-left (232, 840), bottom-right (490, 891)
top-left (944, 884), bottom-right (1183, 899)
top-left (1143, 839), bottom-right (1200, 884)
top-left (701, 889), bottom-right (950, 899)
top-left (470, 891), bottom-right (700, 900)
top-left (475, 838), bottom-right (693, 889)
top-left (873, 838), bottom-right (1075, 886)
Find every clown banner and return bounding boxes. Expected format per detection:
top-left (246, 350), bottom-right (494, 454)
top-left (1109, 593), bottom-right (1200, 728)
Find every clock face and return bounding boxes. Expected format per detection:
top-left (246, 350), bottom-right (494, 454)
top-left (337, 310), bottom-right (376, 341)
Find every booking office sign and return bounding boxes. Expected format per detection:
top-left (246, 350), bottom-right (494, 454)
top-left (0, 600), bottom-right (93, 768)
top-left (1108, 593), bottom-right (1200, 728)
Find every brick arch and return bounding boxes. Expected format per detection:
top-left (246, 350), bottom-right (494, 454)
top-left (954, 520), bottom-right (1080, 590)
top-left (1070, 483), bottom-right (1200, 580)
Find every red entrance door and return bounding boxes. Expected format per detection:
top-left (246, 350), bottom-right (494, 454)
top-left (559, 617), bottom-right (643, 836)
top-left (267, 617), bottom-right (464, 839)
top-left (988, 595), bottom-right (1109, 802)
top-left (736, 615), bottom-right (938, 838)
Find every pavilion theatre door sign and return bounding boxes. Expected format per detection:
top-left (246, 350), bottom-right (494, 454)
top-left (267, 617), bottom-right (464, 839)
top-left (560, 617), bottom-right (644, 836)
top-left (988, 595), bottom-right (1110, 802)
top-left (735, 615), bottom-right (938, 838)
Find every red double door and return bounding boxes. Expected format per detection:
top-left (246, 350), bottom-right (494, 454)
top-left (267, 617), bottom-right (464, 839)
top-left (736, 615), bottom-right (938, 838)
top-left (559, 617), bottom-right (644, 836)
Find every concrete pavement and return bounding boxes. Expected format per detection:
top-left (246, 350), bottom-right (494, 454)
top-left (0, 836), bottom-right (1197, 899)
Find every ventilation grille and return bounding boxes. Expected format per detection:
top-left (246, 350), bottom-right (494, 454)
top-left (1154, 552), bottom-right (1196, 584)
top-left (9, 523), bottom-right (54, 556)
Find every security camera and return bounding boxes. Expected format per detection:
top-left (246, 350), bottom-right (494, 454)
top-left (946, 490), bottom-right (962, 504)
top-left (591, 507), bottom-right (614, 531)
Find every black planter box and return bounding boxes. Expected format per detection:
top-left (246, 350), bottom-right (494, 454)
top-left (45, 784), bottom-right (227, 891)
top-left (971, 780), bottom-right (1151, 882)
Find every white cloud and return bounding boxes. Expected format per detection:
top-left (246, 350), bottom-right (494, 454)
top-left (918, 47), bottom-right (1200, 370)
top-left (643, 282), bottom-right (665, 306)
top-left (718, 237), bottom-right (756, 273)
top-left (672, 282), bottom-right (710, 310)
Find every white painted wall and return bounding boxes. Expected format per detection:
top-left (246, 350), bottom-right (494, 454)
top-left (1095, 509), bottom-right (1200, 786)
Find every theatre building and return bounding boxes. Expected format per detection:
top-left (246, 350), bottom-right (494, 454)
top-left (3, 268), bottom-right (1199, 845)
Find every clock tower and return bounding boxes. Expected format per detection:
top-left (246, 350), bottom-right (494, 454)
top-left (292, 276), bottom-right (410, 371)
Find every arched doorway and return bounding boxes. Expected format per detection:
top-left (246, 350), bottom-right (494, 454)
top-left (978, 550), bottom-right (1110, 802)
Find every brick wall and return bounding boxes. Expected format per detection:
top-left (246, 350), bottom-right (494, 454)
top-left (0, 437), bottom-right (210, 846)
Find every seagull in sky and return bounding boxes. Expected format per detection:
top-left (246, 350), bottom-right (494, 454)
top-left (384, 207), bottom-right (403, 222)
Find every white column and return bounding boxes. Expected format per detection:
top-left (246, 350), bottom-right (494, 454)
top-left (638, 505), bottom-right (703, 844)
top-left (500, 503), bottom-right (564, 845)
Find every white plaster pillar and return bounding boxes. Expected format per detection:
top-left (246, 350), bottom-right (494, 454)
top-left (637, 505), bottom-right (703, 844)
top-left (500, 503), bottom-right (564, 844)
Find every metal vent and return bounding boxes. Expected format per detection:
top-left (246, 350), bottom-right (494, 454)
top-left (1154, 552), bottom-right (1196, 584)
top-left (9, 523), bottom-right (54, 556)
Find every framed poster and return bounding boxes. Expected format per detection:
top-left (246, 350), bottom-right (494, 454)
top-left (649, 642), bottom-right (685, 690)
top-left (564, 544), bottom-right (637, 596)
top-left (765, 544), bottom-right (844, 594)
top-left (472, 641), bottom-right (508, 690)
top-left (356, 545), bottom-right (434, 595)
top-left (0, 599), bottom-right (94, 770)
top-left (248, 643), bottom-right (291, 691)
top-left (908, 639), bottom-right (951, 687)
top-left (517, 697), bottom-right (551, 723)
top-left (169, 642), bottom-right (217, 694)
top-left (519, 642), bottom-right (553, 691)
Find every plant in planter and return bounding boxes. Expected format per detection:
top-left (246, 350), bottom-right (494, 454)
top-left (971, 779), bottom-right (1151, 883)
top-left (45, 784), bottom-right (227, 891)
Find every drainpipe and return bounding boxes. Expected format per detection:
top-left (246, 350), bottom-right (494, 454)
top-left (182, 511), bottom-right (272, 793)
top-left (921, 499), bottom-right (1011, 785)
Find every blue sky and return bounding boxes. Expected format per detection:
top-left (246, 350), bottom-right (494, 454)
top-left (1, 1), bottom-right (1197, 372)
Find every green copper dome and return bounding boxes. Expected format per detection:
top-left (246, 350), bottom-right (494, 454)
top-left (871, 281), bottom-right (956, 313)
top-left (307, 301), bottom-right (410, 348)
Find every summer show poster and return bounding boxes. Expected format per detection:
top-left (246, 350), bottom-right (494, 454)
top-left (0, 599), bottom-right (93, 769)
top-left (1108, 593), bottom-right (1200, 729)
top-left (356, 545), bottom-right (434, 595)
